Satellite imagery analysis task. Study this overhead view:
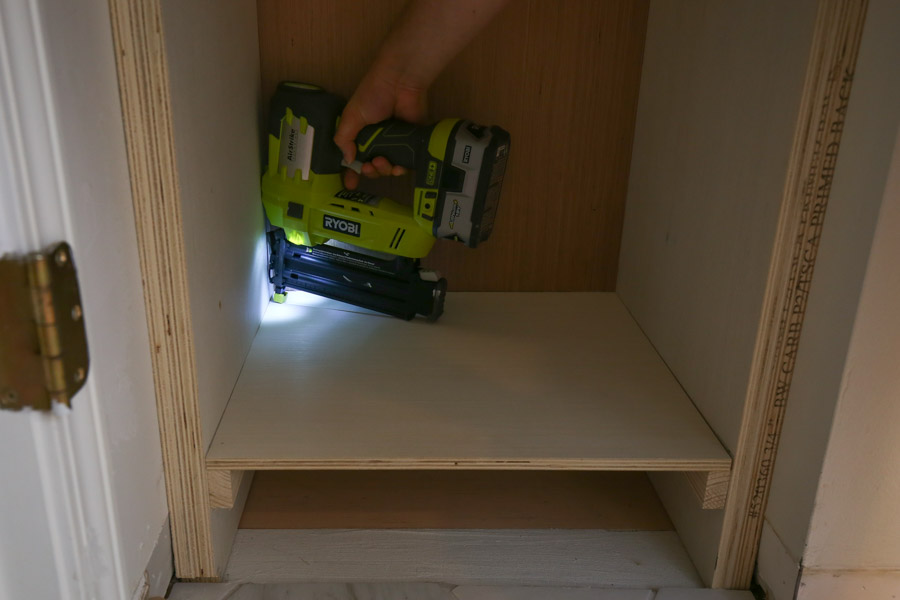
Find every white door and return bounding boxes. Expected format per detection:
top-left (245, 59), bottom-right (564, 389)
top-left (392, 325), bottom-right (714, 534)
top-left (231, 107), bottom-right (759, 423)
top-left (0, 1), bottom-right (169, 599)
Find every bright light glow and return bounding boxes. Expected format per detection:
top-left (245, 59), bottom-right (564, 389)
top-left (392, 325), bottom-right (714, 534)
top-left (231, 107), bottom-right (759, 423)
top-left (282, 291), bottom-right (329, 307)
top-left (263, 302), bottom-right (315, 325)
top-left (253, 232), bottom-right (379, 322)
top-left (253, 233), bottom-right (272, 323)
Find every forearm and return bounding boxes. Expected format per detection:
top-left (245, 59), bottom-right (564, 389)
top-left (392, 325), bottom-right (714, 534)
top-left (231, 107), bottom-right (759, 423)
top-left (371, 0), bottom-right (511, 91)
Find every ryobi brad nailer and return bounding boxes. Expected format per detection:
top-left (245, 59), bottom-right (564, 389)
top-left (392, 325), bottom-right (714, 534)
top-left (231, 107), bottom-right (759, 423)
top-left (262, 82), bottom-right (510, 320)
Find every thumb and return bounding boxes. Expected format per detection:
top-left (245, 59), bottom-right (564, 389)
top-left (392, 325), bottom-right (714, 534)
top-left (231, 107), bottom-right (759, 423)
top-left (334, 101), bottom-right (368, 164)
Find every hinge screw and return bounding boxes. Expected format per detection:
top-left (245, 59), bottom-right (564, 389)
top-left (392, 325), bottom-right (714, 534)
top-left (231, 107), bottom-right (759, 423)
top-left (55, 248), bottom-right (69, 267)
top-left (0, 388), bottom-right (19, 408)
top-left (71, 305), bottom-right (83, 321)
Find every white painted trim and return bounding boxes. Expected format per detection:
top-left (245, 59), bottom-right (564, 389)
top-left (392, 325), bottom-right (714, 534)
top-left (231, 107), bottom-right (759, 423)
top-left (797, 569), bottom-right (900, 600)
top-left (800, 0), bottom-right (900, 572)
top-left (145, 517), bottom-right (175, 598)
top-left (0, 0), bottom-right (135, 598)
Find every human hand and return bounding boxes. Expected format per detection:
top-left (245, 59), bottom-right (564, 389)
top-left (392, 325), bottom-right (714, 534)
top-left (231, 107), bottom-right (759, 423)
top-left (334, 72), bottom-right (428, 189)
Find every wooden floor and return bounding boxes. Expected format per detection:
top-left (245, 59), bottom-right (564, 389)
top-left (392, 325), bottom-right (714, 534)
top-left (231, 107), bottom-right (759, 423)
top-left (206, 293), bottom-right (731, 474)
top-left (239, 471), bottom-right (673, 530)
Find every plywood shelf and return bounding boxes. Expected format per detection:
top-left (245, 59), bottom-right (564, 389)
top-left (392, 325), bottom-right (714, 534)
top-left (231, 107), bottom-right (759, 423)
top-left (206, 292), bottom-right (730, 487)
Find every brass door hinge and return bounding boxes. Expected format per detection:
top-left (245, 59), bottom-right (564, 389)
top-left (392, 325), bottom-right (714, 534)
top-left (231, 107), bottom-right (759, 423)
top-left (0, 242), bottom-right (89, 411)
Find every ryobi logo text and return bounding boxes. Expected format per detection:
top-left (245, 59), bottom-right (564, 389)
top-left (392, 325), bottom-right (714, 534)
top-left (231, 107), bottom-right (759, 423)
top-left (323, 215), bottom-right (361, 237)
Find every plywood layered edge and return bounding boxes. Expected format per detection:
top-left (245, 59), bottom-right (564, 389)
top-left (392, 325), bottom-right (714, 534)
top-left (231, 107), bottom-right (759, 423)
top-left (107, 0), bottom-right (217, 581)
top-left (109, 0), bottom-right (262, 581)
top-left (685, 470), bottom-right (730, 511)
top-left (206, 460), bottom-right (731, 471)
top-left (208, 470), bottom-right (251, 510)
top-left (713, 0), bottom-right (869, 588)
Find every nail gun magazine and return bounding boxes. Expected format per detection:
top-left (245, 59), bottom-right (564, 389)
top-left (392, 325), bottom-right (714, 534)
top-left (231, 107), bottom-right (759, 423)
top-left (261, 82), bottom-right (510, 321)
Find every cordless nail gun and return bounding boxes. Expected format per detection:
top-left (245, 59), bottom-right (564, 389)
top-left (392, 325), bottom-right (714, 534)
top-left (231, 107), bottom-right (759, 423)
top-left (261, 82), bottom-right (511, 320)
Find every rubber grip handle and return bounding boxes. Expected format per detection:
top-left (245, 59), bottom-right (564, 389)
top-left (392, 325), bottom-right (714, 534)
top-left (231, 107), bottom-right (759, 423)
top-left (355, 120), bottom-right (433, 169)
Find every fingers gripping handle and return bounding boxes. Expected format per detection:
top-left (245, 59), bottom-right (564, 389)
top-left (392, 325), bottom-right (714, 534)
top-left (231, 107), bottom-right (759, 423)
top-left (355, 120), bottom-right (432, 169)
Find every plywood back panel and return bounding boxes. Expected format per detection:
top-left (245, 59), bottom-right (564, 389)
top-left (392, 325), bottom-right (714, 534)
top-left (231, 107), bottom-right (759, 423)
top-left (256, 0), bottom-right (648, 290)
top-left (239, 471), bottom-right (673, 530)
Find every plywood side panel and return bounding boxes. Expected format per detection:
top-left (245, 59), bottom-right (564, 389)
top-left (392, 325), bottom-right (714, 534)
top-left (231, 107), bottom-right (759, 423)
top-left (617, 0), bottom-right (852, 588)
top-left (110, 0), bottom-right (265, 581)
top-left (649, 472), bottom-right (726, 586)
top-left (160, 0), bottom-right (268, 452)
top-left (618, 0), bottom-right (819, 455)
top-left (617, 0), bottom-right (816, 585)
top-left (107, 0), bottom-right (216, 580)
top-left (161, 0), bottom-right (266, 577)
top-left (256, 0), bottom-right (649, 291)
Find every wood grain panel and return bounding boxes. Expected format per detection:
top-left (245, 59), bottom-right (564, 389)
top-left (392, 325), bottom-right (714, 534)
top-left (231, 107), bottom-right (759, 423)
top-left (256, 0), bottom-right (649, 291)
top-left (239, 471), bottom-right (673, 530)
top-left (685, 470), bottom-right (730, 511)
top-left (208, 470), bottom-right (249, 510)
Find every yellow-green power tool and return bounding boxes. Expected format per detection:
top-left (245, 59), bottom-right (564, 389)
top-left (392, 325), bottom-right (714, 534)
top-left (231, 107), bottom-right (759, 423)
top-left (262, 82), bottom-right (510, 320)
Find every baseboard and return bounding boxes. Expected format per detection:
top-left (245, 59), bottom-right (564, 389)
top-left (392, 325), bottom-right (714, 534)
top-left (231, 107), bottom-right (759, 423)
top-left (144, 517), bottom-right (174, 599)
top-left (797, 568), bottom-right (900, 600)
top-left (755, 520), bottom-right (800, 600)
